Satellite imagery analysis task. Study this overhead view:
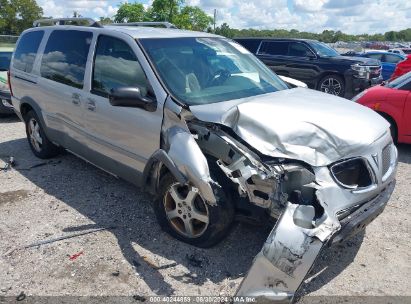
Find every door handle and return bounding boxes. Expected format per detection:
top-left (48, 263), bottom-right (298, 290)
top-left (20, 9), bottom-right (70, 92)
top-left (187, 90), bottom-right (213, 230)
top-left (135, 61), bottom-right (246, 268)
top-left (86, 98), bottom-right (96, 111)
top-left (72, 93), bottom-right (81, 105)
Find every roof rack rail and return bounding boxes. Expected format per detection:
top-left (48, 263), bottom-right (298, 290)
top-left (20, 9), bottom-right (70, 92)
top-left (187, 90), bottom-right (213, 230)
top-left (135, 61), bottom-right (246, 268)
top-left (33, 18), bottom-right (102, 28)
top-left (110, 22), bottom-right (177, 29)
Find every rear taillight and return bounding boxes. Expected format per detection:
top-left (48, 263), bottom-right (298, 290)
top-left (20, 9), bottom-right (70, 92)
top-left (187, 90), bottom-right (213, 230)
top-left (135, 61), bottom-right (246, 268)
top-left (7, 70), bottom-right (13, 96)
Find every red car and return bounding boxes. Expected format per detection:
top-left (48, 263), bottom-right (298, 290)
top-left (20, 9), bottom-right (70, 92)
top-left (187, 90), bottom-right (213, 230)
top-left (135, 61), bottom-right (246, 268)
top-left (390, 54), bottom-right (411, 81)
top-left (353, 71), bottom-right (411, 144)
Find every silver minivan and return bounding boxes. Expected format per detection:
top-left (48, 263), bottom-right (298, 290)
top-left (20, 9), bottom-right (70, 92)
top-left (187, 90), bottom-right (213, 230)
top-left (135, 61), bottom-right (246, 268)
top-left (9, 18), bottom-right (397, 301)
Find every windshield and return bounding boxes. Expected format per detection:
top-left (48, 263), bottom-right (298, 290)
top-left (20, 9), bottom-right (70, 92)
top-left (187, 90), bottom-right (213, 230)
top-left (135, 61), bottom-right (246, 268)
top-left (140, 37), bottom-right (288, 105)
top-left (308, 41), bottom-right (340, 57)
top-left (0, 52), bottom-right (13, 71)
top-left (385, 71), bottom-right (411, 88)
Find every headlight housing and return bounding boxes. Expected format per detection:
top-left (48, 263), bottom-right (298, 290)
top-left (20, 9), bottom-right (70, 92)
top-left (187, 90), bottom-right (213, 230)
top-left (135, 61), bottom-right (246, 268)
top-left (351, 63), bottom-right (369, 78)
top-left (330, 157), bottom-right (374, 190)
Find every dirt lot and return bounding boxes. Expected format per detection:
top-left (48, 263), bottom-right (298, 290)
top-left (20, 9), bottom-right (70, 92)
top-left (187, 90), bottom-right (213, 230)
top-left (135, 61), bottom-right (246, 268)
top-left (0, 115), bottom-right (410, 301)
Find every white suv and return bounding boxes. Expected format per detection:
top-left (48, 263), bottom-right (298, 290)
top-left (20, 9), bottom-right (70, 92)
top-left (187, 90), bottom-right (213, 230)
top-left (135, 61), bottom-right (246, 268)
top-left (9, 18), bottom-right (397, 301)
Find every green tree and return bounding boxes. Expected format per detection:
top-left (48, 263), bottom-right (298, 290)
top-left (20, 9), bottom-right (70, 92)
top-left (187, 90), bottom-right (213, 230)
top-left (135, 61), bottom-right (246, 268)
top-left (175, 6), bottom-right (212, 31)
top-left (384, 31), bottom-right (397, 41)
top-left (114, 2), bottom-right (145, 23)
top-left (99, 17), bottom-right (113, 25)
top-left (215, 23), bottom-right (235, 38)
top-left (0, 0), bottom-right (43, 35)
top-left (146, 0), bottom-right (184, 23)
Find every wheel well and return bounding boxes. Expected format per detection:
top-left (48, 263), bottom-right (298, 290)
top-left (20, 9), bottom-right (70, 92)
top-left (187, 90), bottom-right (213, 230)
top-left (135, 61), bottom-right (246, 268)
top-left (377, 111), bottom-right (398, 141)
top-left (20, 103), bottom-right (34, 119)
top-left (317, 73), bottom-right (345, 89)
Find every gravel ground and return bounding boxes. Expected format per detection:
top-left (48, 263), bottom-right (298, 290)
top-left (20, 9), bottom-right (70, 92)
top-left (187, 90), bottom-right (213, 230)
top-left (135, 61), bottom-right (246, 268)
top-left (0, 115), bottom-right (410, 301)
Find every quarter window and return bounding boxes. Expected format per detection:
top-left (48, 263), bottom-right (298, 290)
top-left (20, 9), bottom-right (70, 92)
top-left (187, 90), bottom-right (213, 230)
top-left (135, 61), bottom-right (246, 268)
top-left (92, 35), bottom-right (149, 97)
top-left (40, 30), bottom-right (92, 89)
top-left (13, 30), bottom-right (44, 73)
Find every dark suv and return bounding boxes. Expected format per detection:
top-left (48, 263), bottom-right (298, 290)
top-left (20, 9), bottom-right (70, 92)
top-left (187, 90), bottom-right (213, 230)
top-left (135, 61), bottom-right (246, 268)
top-left (235, 38), bottom-right (383, 98)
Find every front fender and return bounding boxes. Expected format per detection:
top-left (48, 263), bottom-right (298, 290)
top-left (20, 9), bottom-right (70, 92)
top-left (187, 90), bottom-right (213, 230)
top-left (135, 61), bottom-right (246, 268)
top-left (166, 127), bottom-right (217, 205)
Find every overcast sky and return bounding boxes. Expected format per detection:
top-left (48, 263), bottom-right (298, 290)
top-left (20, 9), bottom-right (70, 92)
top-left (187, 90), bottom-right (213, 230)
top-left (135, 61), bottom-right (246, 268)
top-left (37, 0), bottom-right (411, 34)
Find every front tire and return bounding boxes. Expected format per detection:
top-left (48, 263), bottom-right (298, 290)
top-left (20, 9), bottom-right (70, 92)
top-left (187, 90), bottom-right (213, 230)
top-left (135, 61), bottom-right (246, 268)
top-left (24, 110), bottom-right (60, 159)
top-left (153, 168), bottom-right (235, 248)
top-left (318, 75), bottom-right (345, 97)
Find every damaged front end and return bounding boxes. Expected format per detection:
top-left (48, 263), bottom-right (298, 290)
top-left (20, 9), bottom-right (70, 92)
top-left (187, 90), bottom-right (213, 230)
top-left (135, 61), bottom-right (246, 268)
top-left (151, 95), bottom-right (398, 303)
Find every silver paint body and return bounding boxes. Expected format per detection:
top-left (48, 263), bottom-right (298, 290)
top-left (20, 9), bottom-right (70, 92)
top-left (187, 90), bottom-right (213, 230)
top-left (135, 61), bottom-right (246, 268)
top-left (10, 25), bottom-right (398, 303)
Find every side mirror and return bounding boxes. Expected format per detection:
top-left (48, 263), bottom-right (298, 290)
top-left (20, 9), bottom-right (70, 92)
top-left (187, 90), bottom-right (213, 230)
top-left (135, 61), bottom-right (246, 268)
top-left (109, 87), bottom-right (156, 112)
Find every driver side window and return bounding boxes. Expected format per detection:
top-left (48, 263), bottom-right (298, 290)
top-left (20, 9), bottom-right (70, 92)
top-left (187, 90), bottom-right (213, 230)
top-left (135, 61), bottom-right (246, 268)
top-left (92, 35), bottom-right (149, 97)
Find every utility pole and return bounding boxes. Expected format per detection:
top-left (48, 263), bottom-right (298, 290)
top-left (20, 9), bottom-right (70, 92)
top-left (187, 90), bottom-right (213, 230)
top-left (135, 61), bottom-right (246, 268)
top-left (213, 9), bottom-right (217, 32)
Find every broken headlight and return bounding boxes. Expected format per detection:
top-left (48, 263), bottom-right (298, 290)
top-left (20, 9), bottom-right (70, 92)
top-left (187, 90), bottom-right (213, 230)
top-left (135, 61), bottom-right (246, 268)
top-left (330, 157), bottom-right (374, 189)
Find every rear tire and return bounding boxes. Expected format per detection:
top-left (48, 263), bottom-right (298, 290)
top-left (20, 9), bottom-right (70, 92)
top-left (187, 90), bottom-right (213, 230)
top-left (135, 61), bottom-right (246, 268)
top-left (24, 110), bottom-right (60, 159)
top-left (153, 164), bottom-right (235, 248)
top-left (318, 75), bottom-right (345, 97)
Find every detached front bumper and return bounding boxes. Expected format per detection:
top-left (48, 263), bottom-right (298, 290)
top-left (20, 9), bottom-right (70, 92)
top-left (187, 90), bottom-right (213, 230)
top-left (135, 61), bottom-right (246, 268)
top-left (236, 179), bottom-right (396, 303)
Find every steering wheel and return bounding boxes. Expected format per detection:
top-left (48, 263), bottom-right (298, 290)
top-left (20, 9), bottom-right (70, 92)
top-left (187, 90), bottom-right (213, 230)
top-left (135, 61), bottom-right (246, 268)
top-left (209, 69), bottom-right (231, 86)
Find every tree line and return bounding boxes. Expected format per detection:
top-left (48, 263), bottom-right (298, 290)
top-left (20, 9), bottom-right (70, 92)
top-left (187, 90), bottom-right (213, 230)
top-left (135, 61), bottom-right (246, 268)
top-left (214, 23), bottom-right (411, 43)
top-left (1, 0), bottom-right (411, 43)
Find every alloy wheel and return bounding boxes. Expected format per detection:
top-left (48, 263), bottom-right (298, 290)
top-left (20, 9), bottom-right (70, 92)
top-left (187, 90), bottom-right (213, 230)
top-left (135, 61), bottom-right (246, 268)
top-left (28, 118), bottom-right (43, 152)
top-left (320, 77), bottom-right (342, 96)
top-left (163, 183), bottom-right (209, 238)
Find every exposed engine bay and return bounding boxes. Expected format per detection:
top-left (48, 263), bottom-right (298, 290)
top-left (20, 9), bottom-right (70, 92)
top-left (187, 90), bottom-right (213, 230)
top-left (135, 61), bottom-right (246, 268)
top-left (158, 94), bottom-right (397, 302)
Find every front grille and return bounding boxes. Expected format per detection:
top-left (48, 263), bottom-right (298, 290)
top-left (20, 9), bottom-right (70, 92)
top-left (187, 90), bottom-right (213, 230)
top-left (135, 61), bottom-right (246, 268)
top-left (330, 157), bottom-right (373, 189)
top-left (382, 144), bottom-right (391, 176)
top-left (368, 66), bottom-right (381, 78)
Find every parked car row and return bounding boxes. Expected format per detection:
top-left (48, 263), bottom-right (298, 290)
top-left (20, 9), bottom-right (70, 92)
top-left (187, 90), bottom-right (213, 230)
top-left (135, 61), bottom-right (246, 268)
top-left (355, 51), bottom-right (405, 80)
top-left (235, 38), bottom-right (383, 98)
top-left (341, 50), bottom-right (411, 81)
top-left (388, 48), bottom-right (411, 56)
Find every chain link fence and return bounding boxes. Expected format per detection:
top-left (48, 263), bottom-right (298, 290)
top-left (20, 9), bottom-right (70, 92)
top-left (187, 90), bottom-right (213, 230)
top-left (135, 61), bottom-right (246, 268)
top-left (0, 35), bottom-right (19, 49)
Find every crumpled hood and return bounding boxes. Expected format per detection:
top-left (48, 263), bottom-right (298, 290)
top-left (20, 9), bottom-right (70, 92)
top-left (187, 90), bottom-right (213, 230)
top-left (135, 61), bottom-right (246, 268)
top-left (189, 88), bottom-right (389, 166)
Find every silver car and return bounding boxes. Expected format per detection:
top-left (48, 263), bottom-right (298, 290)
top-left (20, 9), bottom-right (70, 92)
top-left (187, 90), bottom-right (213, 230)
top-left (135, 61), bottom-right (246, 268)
top-left (9, 18), bottom-right (397, 302)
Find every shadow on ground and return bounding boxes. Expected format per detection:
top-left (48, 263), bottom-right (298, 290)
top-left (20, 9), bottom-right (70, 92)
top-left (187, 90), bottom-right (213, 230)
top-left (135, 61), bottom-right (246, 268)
top-left (0, 114), bottom-right (20, 124)
top-left (397, 144), bottom-right (411, 164)
top-left (2, 134), bottom-right (396, 296)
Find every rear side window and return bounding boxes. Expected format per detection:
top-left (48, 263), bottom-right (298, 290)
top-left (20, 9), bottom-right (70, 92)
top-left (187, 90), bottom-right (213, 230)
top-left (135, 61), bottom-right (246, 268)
top-left (13, 31), bottom-right (44, 73)
top-left (41, 30), bottom-right (92, 89)
top-left (384, 54), bottom-right (402, 64)
top-left (235, 39), bottom-right (261, 53)
top-left (92, 35), bottom-right (149, 97)
top-left (365, 53), bottom-right (383, 61)
top-left (259, 41), bottom-right (289, 56)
